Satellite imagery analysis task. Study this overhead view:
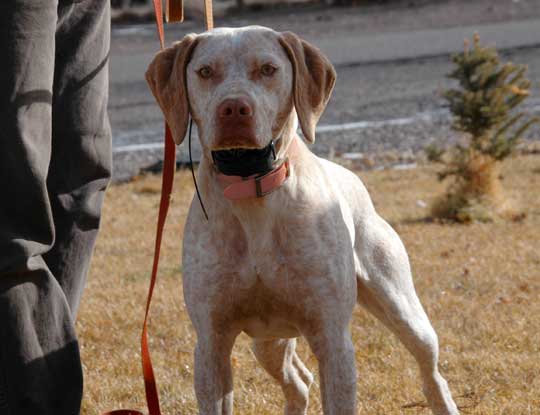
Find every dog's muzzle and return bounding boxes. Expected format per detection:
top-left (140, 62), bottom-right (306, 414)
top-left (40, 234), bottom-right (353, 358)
top-left (211, 141), bottom-right (277, 177)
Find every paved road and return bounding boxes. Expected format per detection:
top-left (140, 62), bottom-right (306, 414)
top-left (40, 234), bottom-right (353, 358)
top-left (110, 18), bottom-right (540, 83)
top-left (109, 5), bottom-right (540, 181)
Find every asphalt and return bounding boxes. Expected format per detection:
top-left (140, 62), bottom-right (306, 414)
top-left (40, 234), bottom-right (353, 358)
top-left (110, 18), bottom-right (540, 82)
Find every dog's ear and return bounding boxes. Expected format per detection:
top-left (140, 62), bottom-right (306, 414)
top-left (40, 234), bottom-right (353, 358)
top-left (278, 32), bottom-right (336, 143)
top-left (145, 34), bottom-right (198, 145)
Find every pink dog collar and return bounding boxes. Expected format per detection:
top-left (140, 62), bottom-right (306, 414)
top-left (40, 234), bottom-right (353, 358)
top-left (217, 159), bottom-right (290, 200)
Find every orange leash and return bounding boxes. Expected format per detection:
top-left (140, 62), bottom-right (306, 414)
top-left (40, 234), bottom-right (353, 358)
top-left (102, 1), bottom-right (213, 414)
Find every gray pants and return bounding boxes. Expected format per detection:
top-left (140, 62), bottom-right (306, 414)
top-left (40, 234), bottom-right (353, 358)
top-left (0, 1), bottom-right (111, 414)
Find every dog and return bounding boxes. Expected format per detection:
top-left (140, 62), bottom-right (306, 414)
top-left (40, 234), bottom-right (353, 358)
top-left (146, 26), bottom-right (459, 415)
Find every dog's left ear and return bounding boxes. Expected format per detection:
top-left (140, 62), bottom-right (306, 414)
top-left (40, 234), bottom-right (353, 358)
top-left (279, 32), bottom-right (336, 143)
top-left (145, 34), bottom-right (199, 145)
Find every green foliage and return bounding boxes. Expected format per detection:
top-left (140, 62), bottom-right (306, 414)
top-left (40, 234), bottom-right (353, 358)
top-left (427, 34), bottom-right (538, 222)
top-left (438, 34), bottom-right (538, 165)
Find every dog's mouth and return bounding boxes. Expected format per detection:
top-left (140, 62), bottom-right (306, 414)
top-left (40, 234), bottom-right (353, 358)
top-left (211, 142), bottom-right (277, 177)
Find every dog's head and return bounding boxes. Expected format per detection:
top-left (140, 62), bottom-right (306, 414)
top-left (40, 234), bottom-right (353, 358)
top-left (145, 26), bottom-right (336, 151)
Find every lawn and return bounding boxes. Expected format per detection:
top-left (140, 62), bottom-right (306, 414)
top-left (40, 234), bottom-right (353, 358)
top-left (79, 154), bottom-right (540, 415)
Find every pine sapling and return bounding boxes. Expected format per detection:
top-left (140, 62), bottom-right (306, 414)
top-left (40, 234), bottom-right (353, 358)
top-left (427, 33), bottom-right (539, 222)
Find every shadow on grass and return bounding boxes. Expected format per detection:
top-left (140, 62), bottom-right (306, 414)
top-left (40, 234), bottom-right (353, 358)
top-left (402, 390), bottom-right (485, 413)
top-left (390, 216), bottom-right (470, 227)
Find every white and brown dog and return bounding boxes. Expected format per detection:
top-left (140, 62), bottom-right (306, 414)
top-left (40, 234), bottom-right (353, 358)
top-left (146, 26), bottom-right (459, 415)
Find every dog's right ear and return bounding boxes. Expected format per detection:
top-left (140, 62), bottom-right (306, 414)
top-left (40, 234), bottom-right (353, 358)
top-left (145, 34), bottom-right (198, 145)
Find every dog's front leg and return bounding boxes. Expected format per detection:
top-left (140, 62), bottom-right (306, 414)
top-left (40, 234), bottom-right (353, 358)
top-left (306, 326), bottom-right (357, 415)
top-left (194, 331), bottom-right (237, 415)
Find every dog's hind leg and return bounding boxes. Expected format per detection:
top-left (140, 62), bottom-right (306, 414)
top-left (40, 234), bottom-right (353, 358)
top-left (251, 338), bottom-right (313, 415)
top-left (355, 216), bottom-right (459, 415)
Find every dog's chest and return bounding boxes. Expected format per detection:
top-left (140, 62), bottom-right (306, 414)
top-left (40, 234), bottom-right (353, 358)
top-left (234, 243), bottom-right (299, 295)
top-left (210, 213), bottom-right (298, 280)
top-left (235, 275), bottom-right (303, 339)
top-left (219, 229), bottom-right (315, 334)
top-left (187, 206), bottom-right (357, 336)
top-left (212, 209), bottom-right (353, 293)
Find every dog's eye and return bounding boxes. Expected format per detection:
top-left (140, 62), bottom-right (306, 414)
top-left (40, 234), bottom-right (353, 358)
top-left (260, 63), bottom-right (277, 77)
top-left (197, 66), bottom-right (213, 79)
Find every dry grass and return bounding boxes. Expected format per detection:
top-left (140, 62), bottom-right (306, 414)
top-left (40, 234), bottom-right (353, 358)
top-left (79, 155), bottom-right (540, 415)
top-left (430, 154), bottom-right (520, 223)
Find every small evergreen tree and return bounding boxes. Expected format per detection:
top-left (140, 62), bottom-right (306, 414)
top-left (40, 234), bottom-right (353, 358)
top-left (427, 33), bottom-right (539, 222)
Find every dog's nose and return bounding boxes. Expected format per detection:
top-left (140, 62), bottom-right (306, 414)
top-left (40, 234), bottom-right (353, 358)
top-left (215, 97), bottom-right (257, 148)
top-left (217, 98), bottom-right (253, 119)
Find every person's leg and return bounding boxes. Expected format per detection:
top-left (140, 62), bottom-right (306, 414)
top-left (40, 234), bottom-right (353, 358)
top-left (45, 0), bottom-right (112, 317)
top-left (0, 1), bottom-right (83, 414)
